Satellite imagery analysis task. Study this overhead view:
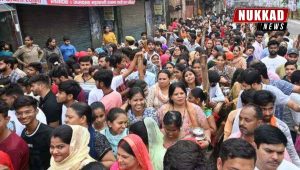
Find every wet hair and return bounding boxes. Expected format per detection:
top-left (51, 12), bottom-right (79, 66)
top-left (208, 70), bottom-right (220, 83)
top-left (78, 56), bottom-right (93, 65)
top-left (168, 82), bottom-right (187, 105)
top-left (28, 62), bottom-right (43, 73)
top-left (164, 140), bottom-right (207, 170)
top-left (174, 63), bottom-right (185, 73)
top-left (90, 102), bottom-right (105, 122)
top-left (175, 56), bottom-right (188, 65)
top-left (106, 107), bottom-right (127, 123)
top-left (240, 68), bottom-right (262, 85)
top-left (183, 68), bottom-right (201, 87)
top-left (45, 37), bottom-right (55, 47)
top-left (3, 83), bottom-right (24, 97)
top-left (29, 74), bottom-right (51, 86)
top-left (240, 89), bottom-right (256, 105)
top-left (129, 120), bottom-right (148, 145)
top-left (249, 61), bottom-right (269, 79)
top-left (291, 70), bottom-right (300, 84)
top-left (93, 69), bottom-right (113, 87)
top-left (190, 88), bottom-right (207, 102)
top-left (81, 162), bottom-right (106, 170)
top-left (17, 77), bottom-right (30, 87)
top-left (253, 90), bottom-right (276, 107)
top-left (254, 31), bottom-right (264, 37)
top-left (51, 125), bottom-right (73, 144)
top-left (243, 104), bottom-right (263, 120)
top-left (231, 68), bottom-right (244, 87)
top-left (69, 102), bottom-right (93, 125)
top-left (110, 53), bottom-right (124, 68)
top-left (126, 79), bottom-right (148, 92)
top-left (219, 138), bottom-right (256, 165)
top-left (127, 87), bottom-right (145, 99)
top-left (163, 111), bottom-right (182, 129)
top-left (0, 57), bottom-right (15, 69)
top-left (49, 65), bottom-right (69, 78)
top-left (0, 100), bottom-right (9, 117)
top-left (254, 124), bottom-right (288, 148)
top-left (25, 35), bottom-right (33, 40)
top-left (284, 61), bottom-right (297, 69)
top-left (118, 139), bottom-right (135, 156)
top-left (267, 40), bottom-right (279, 47)
top-left (63, 36), bottom-right (70, 41)
top-left (157, 69), bottom-right (171, 79)
top-left (58, 80), bottom-right (81, 100)
top-left (14, 95), bottom-right (38, 110)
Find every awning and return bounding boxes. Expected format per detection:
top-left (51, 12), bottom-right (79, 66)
top-left (0, 0), bottom-right (135, 6)
top-left (0, 4), bottom-right (15, 12)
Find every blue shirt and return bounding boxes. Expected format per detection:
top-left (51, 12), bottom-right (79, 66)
top-left (0, 51), bottom-right (13, 57)
top-left (127, 71), bottom-right (156, 87)
top-left (59, 44), bottom-right (76, 61)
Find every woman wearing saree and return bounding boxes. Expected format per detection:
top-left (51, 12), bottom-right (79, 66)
top-left (48, 125), bottom-right (95, 170)
top-left (129, 117), bottom-right (166, 170)
top-left (110, 134), bottom-right (153, 170)
top-left (157, 82), bottom-right (211, 148)
top-left (146, 69), bottom-right (171, 110)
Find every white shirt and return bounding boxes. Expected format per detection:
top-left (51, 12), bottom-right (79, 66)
top-left (7, 108), bottom-right (47, 136)
top-left (261, 55), bottom-right (287, 73)
top-left (61, 105), bottom-right (67, 125)
top-left (88, 75), bottom-right (124, 105)
top-left (154, 36), bottom-right (167, 44)
top-left (255, 160), bottom-right (299, 170)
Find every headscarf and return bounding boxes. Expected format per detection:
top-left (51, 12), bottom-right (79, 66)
top-left (0, 151), bottom-right (14, 170)
top-left (144, 117), bottom-right (166, 170)
top-left (160, 54), bottom-right (170, 66)
top-left (110, 134), bottom-right (153, 170)
top-left (48, 125), bottom-right (95, 170)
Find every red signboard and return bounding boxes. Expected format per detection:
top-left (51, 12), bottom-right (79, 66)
top-left (0, 0), bottom-right (135, 6)
top-left (233, 8), bottom-right (289, 23)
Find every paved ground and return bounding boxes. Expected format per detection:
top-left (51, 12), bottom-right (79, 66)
top-left (287, 19), bottom-right (300, 39)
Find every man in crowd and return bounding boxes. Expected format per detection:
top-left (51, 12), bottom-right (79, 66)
top-left (154, 29), bottom-right (167, 45)
top-left (74, 56), bottom-right (95, 84)
top-left (276, 48), bottom-right (299, 78)
top-left (29, 74), bottom-right (61, 128)
top-left (252, 31), bottom-right (264, 60)
top-left (254, 125), bottom-right (299, 169)
top-left (56, 80), bottom-right (81, 124)
top-left (0, 57), bottom-right (21, 83)
top-left (59, 36), bottom-right (77, 61)
top-left (217, 138), bottom-right (256, 170)
top-left (14, 96), bottom-right (53, 170)
top-left (261, 40), bottom-right (287, 73)
top-left (0, 100), bottom-right (29, 170)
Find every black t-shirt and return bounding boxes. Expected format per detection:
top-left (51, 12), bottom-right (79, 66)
top-left (39, 91), bottom-right (62, 124)
top-left (22, 122), bottom-right (53, 170)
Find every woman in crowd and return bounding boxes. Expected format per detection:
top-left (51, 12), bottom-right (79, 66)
top-left (150, 53), bottom-right (161, 71)
top-left (182, 68), bottom-right (202, 93)
top-left (192, 59), bottom-right (202, 81)
top-left (188, 87), bottom-right (217, 134)
top-left (13, 35), bottom-right (44, 68)
top-left (49, 125), bottom-right (95, 170)
top-left (170, 46), bottom-right (182, 64)
top-left (110, 134), bottom-right (153, 170)
top-left (87, 47), bottom-right (98, 66)
top-left (230, 46), bottom-right (247, 69)
top-left (90, 102), bottom-right (106, 132)
top-left (147, 70), bottom-right (171, 109)
top-left (209, 53), bottom-right (236, 86)
top-left (100, 108), bottom-right (129, 157)
top-left (162, 111), bottom-right (183, 148)
top-left (129, 117), bottom-right (166, 170)
top-left (164, 62), bottom-right (176, 82)
top-left (122, 87), bottom-right (157, 125)
top-left (173, 63), bottom-right (185, 82)
top-left (157, 82), bottom-right (211, 147)
top-left (65, 102), bottom-right (115, 168)
top-left (102, 26), bottom-right (117, 45)
top-left (43, 37), bottom-right (64, 70)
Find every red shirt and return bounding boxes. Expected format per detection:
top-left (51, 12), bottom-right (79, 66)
top-left (0, 132), bottom-right (29, 170)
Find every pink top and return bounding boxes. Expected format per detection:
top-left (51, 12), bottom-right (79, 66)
top-left (101, 91), bottom-right (122, 115)
top-left (157, 103), bottom-right (207, 137)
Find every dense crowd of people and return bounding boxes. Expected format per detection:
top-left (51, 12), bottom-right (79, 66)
top-left (0, 11), bottom-right (300, 170)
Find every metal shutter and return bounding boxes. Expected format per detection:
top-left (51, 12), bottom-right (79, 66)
top-left (120, 0), bottom-right (146, 41)
top-left (16, 5), bottom-right (91, 51)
